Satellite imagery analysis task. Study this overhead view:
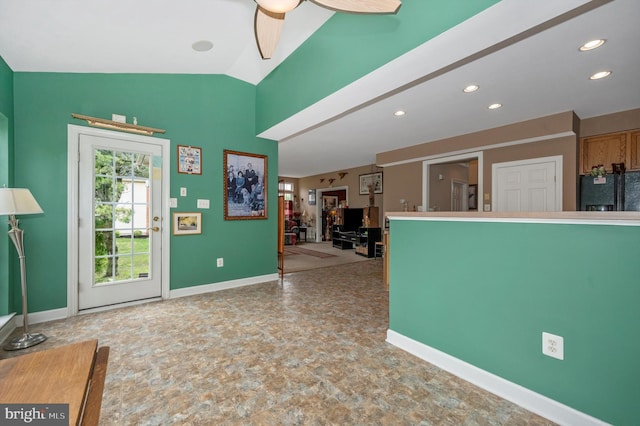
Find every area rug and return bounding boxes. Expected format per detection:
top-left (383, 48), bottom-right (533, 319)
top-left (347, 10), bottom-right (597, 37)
top-left (284, 246), bottom-right (336, 258)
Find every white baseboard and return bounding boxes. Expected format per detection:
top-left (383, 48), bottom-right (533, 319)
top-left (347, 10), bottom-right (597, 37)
top-left (0, 313), bottom-right (17, 344)
top-left (6, 274), bottom-right (278, 329)
top-left (386, 330), bottom-right (609, 426)
top-left (170, 273), bottom-right (279, 299)
top-left (12, 308), bottom-right (69, 327)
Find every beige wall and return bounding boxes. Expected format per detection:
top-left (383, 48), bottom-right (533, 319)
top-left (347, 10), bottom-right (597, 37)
top-left (286, 164), bottom-right (385, 232)
top-left (579, 108), bottom-right (640, 137)
top-left (429, 163), bottom-right (470, 211)
top-left (382, 161), bottom-right (422, 217)
top-left (377, 111), bottom-right (580, 214)
top-left (377, 112), bottom-right (576, 166)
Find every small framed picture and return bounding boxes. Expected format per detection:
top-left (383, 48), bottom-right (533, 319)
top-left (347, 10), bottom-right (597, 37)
top-left (177, 145), bottom-right (202, 175)
top-left (308, 189), bottom-right (316, 205)
top-left (323, 196), bottom-right (338, 210)
top-left (173, 212), bottom-right (202, 235)
top-left (359, 172), bottom-right (383, 195)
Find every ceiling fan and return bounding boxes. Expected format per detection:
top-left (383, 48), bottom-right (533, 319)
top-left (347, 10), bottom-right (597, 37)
top-left (254, 0), bottom-right (402, 59)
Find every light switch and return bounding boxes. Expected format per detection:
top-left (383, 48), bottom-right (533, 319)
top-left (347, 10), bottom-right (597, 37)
top-left (169, 198), bottom-right (177, 208)
top-left (180, 187), bottom-right (187, 197)
top-left (197, 199), bottom-right (210, 209)
top-left (484, 203), bottom-right (491, 212)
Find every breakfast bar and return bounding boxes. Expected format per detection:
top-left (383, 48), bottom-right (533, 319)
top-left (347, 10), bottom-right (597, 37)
top-left (384, 211), bottom-right (640, 426)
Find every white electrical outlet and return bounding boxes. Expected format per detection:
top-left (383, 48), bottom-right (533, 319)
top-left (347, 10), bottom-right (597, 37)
top-left (217, 258), bottom-right (223, 268)
top-left (542, 332), bottom-right (564, 360)
top-left (180, 187), bottom-right (187, 197)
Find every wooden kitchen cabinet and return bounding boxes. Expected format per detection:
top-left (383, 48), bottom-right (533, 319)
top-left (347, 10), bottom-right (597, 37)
top-left (630, 130), bottom-right (640, 171)
top-left (580, 132), bottom-right (628, 174)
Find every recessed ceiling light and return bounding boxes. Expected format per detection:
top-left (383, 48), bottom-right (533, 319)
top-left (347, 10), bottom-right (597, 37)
top-left (589, 70), bottom-right (611, 80)
top-left (579, 39), bottom-right (606, 51)
top-left (393, 110), bottom-right (406, 117)
top-left (463, 84), bottom-right (479, 93)
top-left (488, 103), bottom-right (502, 110)
top-left (192, 40), bottom-right (214, 52)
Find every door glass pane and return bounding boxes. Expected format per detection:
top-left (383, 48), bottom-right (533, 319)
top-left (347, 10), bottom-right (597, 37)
top-left (93, 148), bottom-right (152, 286)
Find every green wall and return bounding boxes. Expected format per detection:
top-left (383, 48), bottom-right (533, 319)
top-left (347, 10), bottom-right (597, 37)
top-left (0, 56), bottom-right (13, 315)
top-left (10, 72), bottom-right (277, 313)
top-left (389, 218), bottom-right (640, 425)
top-left (256, 0), bottom-right (501, 134)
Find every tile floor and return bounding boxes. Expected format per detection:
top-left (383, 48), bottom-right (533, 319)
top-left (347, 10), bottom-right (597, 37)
top-left (2, 260), bottom-right (555, 425)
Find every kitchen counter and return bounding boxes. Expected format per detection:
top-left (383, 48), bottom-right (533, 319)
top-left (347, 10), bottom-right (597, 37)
top-left (386, 210), bottom-right (640, 225)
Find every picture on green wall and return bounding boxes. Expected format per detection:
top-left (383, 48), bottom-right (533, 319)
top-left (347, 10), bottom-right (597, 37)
top-left (177, 145), bottom-right (202, 175)
top-left (173, 212), bottom-right (202, 235)
top-left (224, 150), bottom-right (267, 220)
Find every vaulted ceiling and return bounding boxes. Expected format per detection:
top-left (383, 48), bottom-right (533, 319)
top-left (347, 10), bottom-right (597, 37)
top-left (1, 0), bottom-right (638, 177)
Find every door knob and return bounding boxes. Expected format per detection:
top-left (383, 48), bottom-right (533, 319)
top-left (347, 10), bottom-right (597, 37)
top-left (153, 216), bottom-right (160, 221)
top-left (148, 226), bottom-right (160, 232)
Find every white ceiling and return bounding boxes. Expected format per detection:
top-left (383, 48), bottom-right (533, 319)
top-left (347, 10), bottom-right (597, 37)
top-left (1, 0), bottom-right (638, 178)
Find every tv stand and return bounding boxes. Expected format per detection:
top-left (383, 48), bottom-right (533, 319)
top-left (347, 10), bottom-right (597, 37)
top-left (332, 225), bottom-right (357, 249)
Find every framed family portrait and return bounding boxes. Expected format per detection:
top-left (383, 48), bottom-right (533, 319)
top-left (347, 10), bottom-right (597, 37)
top-left (224, 150), bottom-right (267, 220)
top-left (359, 172), bottom-right (383, 195)
top-left (177, 145), bottom-right (202, 175)
top-left (173, 212), bottom-right (202, 235)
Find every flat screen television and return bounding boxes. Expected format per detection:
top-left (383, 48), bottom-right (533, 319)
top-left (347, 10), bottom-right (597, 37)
top-left (342, 208), bottom-right (363, 232)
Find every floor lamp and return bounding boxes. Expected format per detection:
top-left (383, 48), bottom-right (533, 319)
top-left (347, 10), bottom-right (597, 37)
top-left (0, 187), bottom-right (46, 350)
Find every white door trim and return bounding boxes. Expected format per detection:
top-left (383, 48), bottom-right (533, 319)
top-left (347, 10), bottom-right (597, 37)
top-left (491, 155), bottom-right (562, 212)
top-left (66, 124), bottom-right (171, 317)
top-left (423, 151), bottom-right (483, 212)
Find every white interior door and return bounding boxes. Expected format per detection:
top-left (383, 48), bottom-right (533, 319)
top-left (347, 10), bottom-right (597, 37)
top-left (451, 180), bottom-right (468, 211)
top-left (77, 133), bottom-right (163, 310)
top-left (492, 156), bottom-right (562, 212)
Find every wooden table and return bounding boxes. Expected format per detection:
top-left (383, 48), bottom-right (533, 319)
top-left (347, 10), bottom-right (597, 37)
top-left (0, 339), bottom-right (109, 426)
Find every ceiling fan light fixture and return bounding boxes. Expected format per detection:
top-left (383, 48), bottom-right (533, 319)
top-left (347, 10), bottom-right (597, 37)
top-left (256, 0), bottom-right (301, 13)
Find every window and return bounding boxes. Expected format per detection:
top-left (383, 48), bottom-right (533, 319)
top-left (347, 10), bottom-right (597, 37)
top-left (278, 181), bottom-right (294, 201)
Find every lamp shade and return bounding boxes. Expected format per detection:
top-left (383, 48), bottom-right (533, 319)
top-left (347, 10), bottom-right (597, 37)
top-left (256, 0), bottom-right (300, 13)
top-left (0, 188), bottom-right (44, 215)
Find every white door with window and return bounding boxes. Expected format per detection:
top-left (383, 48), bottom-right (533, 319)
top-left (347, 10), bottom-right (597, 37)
top-left (68, 125), bottom-right (169, 312)
top-left (492, 156), bottom-right (562, 212)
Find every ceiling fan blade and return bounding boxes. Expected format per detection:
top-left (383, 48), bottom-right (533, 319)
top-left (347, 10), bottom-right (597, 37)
top-left (309, 0), bottom-right (401, 14)
top-left (254, 6), bottom-right (286, 59)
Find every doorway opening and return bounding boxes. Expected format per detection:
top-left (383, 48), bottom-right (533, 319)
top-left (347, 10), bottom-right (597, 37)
top-left (314, 186), bottom-right (348, 242)
top-left (423, 152), bottom-right (483, 212)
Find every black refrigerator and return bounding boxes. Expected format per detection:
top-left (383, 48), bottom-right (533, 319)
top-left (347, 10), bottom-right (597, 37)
top-left (580, 170), bottom-right (640, 211)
